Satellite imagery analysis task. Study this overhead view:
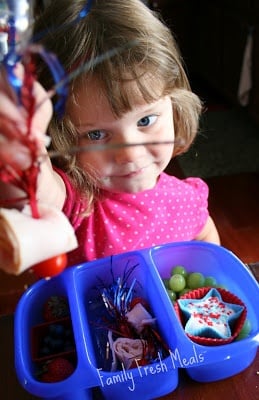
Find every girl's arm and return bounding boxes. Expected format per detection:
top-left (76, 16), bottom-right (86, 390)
top-left (195, 216), bottom-right (220, 245)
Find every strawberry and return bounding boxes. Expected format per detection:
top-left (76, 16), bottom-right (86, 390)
top-left (43, 296), bottom-right (70, 322)
top-left (40, 357), bottom-right (75, 382)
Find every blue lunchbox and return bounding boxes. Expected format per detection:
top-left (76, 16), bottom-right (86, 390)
top-left (14, 242), bottom-right (259, 399)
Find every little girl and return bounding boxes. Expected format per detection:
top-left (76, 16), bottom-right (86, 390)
top-left (0, 0), bottom-right (219, 273)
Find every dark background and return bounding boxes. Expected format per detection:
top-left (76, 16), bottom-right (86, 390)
top-left (151, 0), bottom-right (259, 126)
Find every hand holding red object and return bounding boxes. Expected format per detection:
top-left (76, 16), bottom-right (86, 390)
top-left (0, 3), bottom-right (78, 277)
top-left (0, 63), bottom-right (53, 213)
top-left (0, 204), bottom-right (77, 275)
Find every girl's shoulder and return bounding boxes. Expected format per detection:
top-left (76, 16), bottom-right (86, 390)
top-left (159, 172), bottom-right (208, 194)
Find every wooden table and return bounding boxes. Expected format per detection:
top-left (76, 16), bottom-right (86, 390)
top-left (1, 314), bottom-right (258, 400)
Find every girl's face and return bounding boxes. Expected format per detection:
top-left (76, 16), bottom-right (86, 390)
top-left (68, 79), bottom-right (175, 193)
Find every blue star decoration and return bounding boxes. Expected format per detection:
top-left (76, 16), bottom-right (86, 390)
top-left (178, 288), bottom-right (244, 339)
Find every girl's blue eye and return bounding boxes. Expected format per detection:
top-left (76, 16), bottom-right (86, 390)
top-left (87, 130), bottom-right (106, 141)
top-left (137, 115), bottom-right (157, 127)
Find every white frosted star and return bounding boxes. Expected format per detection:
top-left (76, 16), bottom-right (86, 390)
top-left (178, 288), bottom-right (244, 339)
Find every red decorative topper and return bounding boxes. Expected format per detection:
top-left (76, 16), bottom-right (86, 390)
top-left (0, 57), bottom-right (40, 217)
top-left (0, 2), bottom-right (70, 277)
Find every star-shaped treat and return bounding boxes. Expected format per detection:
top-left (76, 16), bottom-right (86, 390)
top-left (178, 288), bottom-right (244, 339)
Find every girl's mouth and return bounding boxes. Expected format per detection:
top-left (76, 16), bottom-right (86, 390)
top-left (120, 169), bottom-right (144, 178)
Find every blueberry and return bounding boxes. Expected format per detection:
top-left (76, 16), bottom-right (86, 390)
top-left (43, 335), bottom-right (52, 346)
top-left (48, 323), bottom-right (65, 337)
top-left (39, 346), bottom-right (51, 356)
top-left (50, 338), bottom-right (64, 352)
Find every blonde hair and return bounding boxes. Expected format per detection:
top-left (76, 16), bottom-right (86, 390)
top-left (33, 0), bottom-right (202, 208)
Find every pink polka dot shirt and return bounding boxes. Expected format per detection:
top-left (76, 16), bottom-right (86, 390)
top-left (57, 170), bottom-right (209, 265)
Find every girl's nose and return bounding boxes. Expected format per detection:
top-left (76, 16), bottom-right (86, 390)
top-left (113, 140), bottom-right (146, 164)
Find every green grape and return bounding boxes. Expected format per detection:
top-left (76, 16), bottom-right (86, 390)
top-left (236, 319), bottom-right (252, 340)
top-left (235, 333), bottom-right (247, 341)
top-left (169, 274), bottom-right (186, 292)
top-left (171, 265), bottom-right (188, 278)
top-left (178, 288), bottom-right (191, 297)
top-left (204, 276), bottom-right (217, 287)
top-left (187, 272), bottom-right (205, 289)
top-left (162, 278), bottom-right (170, 289)
top-left (166, 289), bottom-right (177, 302)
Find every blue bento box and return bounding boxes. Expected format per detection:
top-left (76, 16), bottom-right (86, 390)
top-left (14, 241), bottom-right (259, 400)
